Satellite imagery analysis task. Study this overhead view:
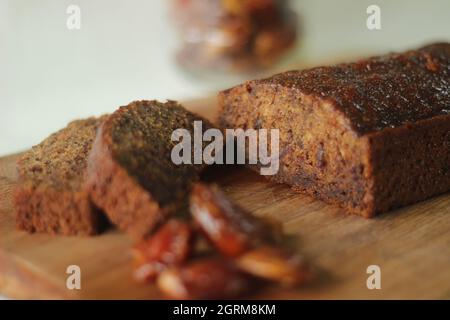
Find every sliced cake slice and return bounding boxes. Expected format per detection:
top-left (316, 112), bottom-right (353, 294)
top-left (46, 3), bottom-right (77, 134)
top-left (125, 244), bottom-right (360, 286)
top-left (87, 100), bottom-right (212, 239)
top-left (14, 117), bottom-right (107, 235)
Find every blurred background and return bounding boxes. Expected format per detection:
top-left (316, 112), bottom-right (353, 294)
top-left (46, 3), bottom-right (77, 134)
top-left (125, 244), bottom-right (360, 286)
top-left (1, 0), bottom-right (449, 156)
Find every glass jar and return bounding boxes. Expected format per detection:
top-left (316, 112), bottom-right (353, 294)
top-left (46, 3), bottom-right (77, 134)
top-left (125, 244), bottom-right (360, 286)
top-left (169, 0), bottom-right (298, 74)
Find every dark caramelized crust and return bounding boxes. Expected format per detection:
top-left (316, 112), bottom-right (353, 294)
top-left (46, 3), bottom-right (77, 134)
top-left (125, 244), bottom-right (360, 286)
top-left (87, 100), bottom-right (211, 239)
top-left (219, 43), bottom-right (450, 217)
top-left (256, 43), bottom-right (450, 135)
top-left (14, 117), bottom-right (106, 235)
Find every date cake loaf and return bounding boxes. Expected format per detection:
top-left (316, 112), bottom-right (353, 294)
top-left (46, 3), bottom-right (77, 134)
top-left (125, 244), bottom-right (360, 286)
top-left (218, 43), bottom-right (450, 217)
top-left (14, 117), bottom-right (107, 235)
top-left (87, 100), bottom-right (212, 239)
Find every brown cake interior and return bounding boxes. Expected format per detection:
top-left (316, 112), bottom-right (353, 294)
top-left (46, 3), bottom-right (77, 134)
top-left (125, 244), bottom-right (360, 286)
top-left (220, 84), bottom-right (372, 215)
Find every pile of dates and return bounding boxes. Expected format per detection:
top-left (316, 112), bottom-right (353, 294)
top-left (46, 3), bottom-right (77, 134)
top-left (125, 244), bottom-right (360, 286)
top-left (133, 183), bottom-right (311, 299)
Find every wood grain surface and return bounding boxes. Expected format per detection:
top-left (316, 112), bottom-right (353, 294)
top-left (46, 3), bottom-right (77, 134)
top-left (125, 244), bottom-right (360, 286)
top-left (0, 98), bottom-right (449, 299)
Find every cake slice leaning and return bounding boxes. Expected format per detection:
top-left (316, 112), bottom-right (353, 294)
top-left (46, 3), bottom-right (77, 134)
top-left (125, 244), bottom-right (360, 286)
top-left (14, 117), bottom-right (107, 235)
top-left (218, 42), bottom-right (450, 217)
top-left (87, 100), bottom-right (212, 239)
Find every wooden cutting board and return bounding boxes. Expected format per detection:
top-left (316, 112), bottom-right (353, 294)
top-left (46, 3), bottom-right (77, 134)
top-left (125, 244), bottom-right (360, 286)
top-left (0, 97), bottom-right (449, 300)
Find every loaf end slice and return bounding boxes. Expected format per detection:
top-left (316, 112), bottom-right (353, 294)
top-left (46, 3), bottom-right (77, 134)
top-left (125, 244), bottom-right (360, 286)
top-left (14, 117), bottom-right (107, 235)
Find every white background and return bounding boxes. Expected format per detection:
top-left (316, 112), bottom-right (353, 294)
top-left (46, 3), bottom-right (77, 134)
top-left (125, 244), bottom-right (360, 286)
top-left (0, 0), bottom-right (449, 300)
top-left (1, 0), bottom-right (450, 156)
